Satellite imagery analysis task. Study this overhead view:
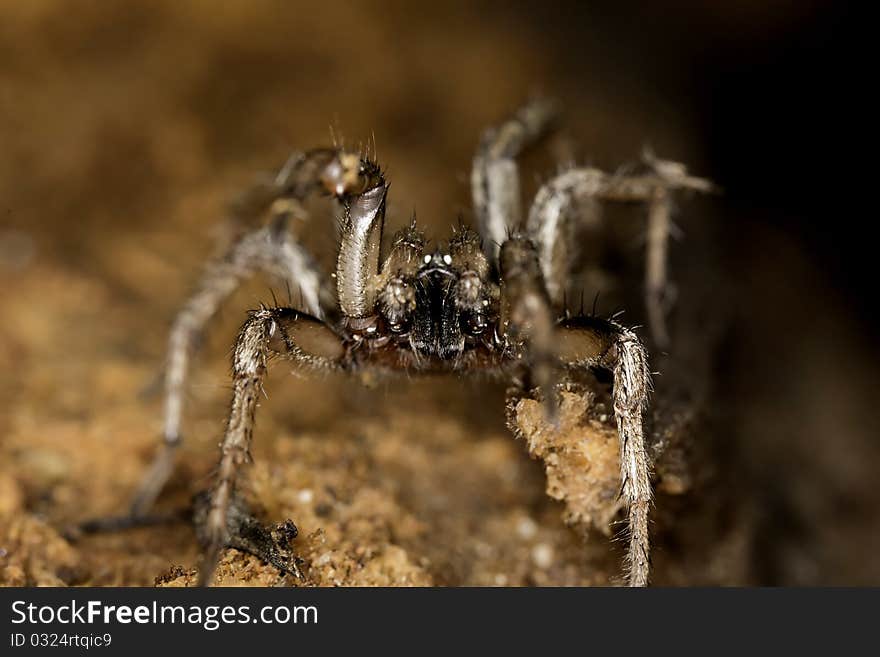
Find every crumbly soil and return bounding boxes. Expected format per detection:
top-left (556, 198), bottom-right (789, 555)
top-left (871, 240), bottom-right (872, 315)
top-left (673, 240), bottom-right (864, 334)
top-left (2, 2), bottom-right (878, 587)
top-left (0, 249), bottom-right (727, 587)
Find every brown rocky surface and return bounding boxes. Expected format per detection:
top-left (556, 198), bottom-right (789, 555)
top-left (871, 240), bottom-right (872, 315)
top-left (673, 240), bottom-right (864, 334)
top-left (2, 1), bottom-right (877, 587)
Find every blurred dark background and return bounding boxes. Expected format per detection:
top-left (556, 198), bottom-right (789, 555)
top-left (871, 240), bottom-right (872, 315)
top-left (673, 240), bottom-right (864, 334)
top-left (1, 1), bottom-right (875, 585)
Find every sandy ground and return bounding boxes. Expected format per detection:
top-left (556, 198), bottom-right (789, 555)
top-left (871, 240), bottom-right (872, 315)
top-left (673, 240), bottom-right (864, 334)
top-left (1, 2), bottom-right (878, 587)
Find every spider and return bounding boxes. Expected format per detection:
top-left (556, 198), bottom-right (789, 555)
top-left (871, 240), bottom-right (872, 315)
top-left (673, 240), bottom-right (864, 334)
top-left (117, 99), bottom-right (712, 587)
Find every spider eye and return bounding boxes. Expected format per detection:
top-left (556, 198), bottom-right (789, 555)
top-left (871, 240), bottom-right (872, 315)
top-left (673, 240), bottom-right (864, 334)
top-left (387, 319), bottom-right (410, 335)
top-left (460, 311), bottom-right (487, 336)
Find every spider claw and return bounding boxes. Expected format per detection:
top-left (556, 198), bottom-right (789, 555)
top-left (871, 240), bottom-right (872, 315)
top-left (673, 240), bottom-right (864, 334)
top-left (193, 489), bottom-right (301, 586)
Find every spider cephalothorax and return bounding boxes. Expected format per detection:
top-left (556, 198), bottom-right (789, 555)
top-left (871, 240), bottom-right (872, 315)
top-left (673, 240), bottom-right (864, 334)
top-left (118, 99), bottom-right (713, 586)
top-left (343, 224), bottom-right (501, 366)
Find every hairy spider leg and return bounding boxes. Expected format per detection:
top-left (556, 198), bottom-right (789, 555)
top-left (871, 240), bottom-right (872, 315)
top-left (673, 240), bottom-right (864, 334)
top-left (131, 149), bottom-right (368, 517)
top-left (199, 307), bottom-right (346, 585)
top-left (471, 98), bottom-right (560, 266)
top-left (526, 154), bottom-right (715, 346)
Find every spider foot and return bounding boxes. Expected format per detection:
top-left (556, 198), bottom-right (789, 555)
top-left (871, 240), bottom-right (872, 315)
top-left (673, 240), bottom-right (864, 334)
top-left (192, 490), bottom-right (303, 586)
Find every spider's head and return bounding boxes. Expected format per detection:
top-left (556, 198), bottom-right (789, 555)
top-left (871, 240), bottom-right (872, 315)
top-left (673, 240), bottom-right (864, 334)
top-left (374, 228), bottom-right (495, 360)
